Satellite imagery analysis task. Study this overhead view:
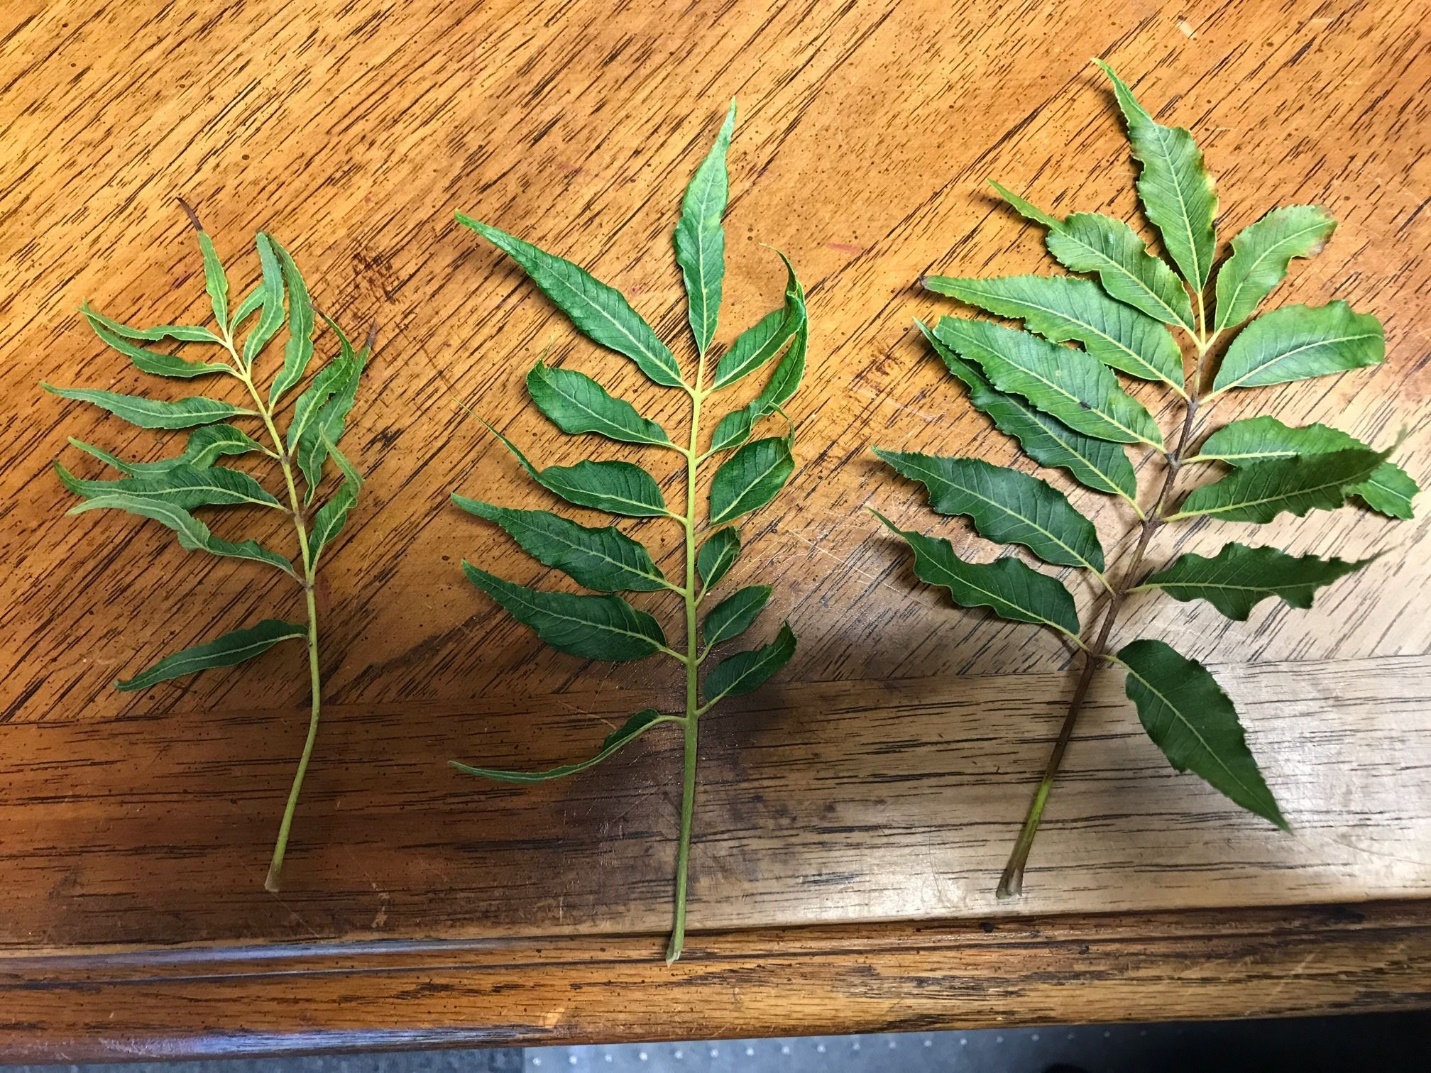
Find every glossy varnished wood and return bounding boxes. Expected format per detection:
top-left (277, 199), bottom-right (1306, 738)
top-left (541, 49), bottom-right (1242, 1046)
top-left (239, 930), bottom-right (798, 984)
top-left (1, 0), bottom-right (1428, 1057)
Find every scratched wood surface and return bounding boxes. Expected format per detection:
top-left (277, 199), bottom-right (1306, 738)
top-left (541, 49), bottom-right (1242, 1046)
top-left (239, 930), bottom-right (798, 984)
top-left (1, 0), bottom-right (1429, 1056)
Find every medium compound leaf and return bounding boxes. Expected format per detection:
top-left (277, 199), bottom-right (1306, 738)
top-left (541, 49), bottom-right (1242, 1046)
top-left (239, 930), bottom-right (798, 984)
top-left (709, 436), bottom-right (794, 526)
top-left (488, 426), bottom-right (669, 517)
top-left (1211, 301), bottom-right (1384, 394)
top-left (454, 496), bottom-right (667, 592)
top-left (1117, 638), bottom-right (1286, 828)
top-left (1213, 205), bottom-right (1336, 331)
top-left (43, 385), bottom-right (254, 429)
top-left (1097, 61), bottom-right (1218, 291)
top-left (703, 622), bottom-right (796, 703)
top-left (875, 449), bottom-right (1105, 572)
top-left (452, 709), bottom-right (670, 784)
top-left (927, 274), bottom-right (1184, 390)
top-left (83, 307), bottom-right (230, 379)
top-left (463, 562), bottom-right (666, 661)
top-left (702, 584), bottom-right (771, 646)
top-left (674, 100), bottom-right (736, 354)
top-left (117, 619), bottom-right (306, 692)
top-left (1139, 543), bottom-right (1373, 621)
top-left (66, 493), bottom-right (294, 574)
top-left (875, 512), bottom-right (1079, 636)
top-left (526, 360), bottom-right (670, 446)
top-left (917, 321), bottom-right (1137, 499)
top-left (933, 317), bottom-right (1164, 448)
top-left (457, 215), bottom-right (683, 388)
top-left (1171, 448), bottom-right (1385, 523)
top-left (269, 239), bottom-right (316, 404)
top-left (57, 462), bottom-right (282, 511)
top-left (697, 527), bottom-right (741, 590)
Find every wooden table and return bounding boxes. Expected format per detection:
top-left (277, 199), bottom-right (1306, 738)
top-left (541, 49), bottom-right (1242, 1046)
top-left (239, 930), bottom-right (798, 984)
top-left (2, 0), bottom-right (1428, 1060)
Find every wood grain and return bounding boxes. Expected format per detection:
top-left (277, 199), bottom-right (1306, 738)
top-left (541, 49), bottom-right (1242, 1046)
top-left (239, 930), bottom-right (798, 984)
top-left (0, 0), bottom-right (1428, 1055)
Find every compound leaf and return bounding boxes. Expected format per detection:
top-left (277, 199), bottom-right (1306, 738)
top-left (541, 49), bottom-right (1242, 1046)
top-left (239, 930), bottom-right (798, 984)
top-left (118, 619), bottom-right (306, 692)
top-left (674, 100), bottom-right (736, 354)
top-left (1213, 205), bottom-right (1336, 331)
top-left (1139, 542), bottom-right (1372, 621)
top-left (1211, 301), bottom-right (1384, 394)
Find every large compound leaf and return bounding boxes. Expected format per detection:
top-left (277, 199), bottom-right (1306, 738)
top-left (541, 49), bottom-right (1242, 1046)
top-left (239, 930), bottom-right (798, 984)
top-left (1211, 301), bottom-right (1384, 394)
top-left (918, 322), bottom-right (1137, 499)
top-left (703, 622), bottom-right (796, 703)
top-left (927, 274), bottom-right (1184, 391)
top-left (43, 385), bottom-right (253, 429)
top-left (1139, 542), bottom-right (1372, 621)
top-left (454, 496), bottom-right (667, 593)
top-left (874, 449), bottom-right (1104, 572)
top-left (57, 462), bottom-right (282, 511)
top-left (1171, 448), bottom-right (1384, 523)
top-left (463, 563), bottom-right (667, 661)
top-left (69, 424), bottom-right (262, 478)
top-left (526, 360), bottom-right (670, 446)
top-left (452, 709), bottom-right (671, 783)
top-left (1195, 415), bottom-right (1417, 519)
top-left (457, 215), bottom-right (683, 388)
top-left (709, 436), bottom-right (794, 526)
top-left (875, 513), bottom-right (1079, 637)
top-left (933, 317), bottom-right (1164, 447)
top-left (1118, 638), bottom-right (1286, 828)
top-left (118, 619), bottom-right (306, 692)
top-left (674, 100), bottom-right (736, 354)
top-left (1213, 205), bottom-right (1336, 331)
top-left (1097, 61), bottom-right (1218, 292)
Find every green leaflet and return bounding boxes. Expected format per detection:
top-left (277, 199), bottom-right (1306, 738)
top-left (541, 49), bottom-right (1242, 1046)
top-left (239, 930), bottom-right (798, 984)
top-left (526, 360), bottom-right (670, 446)
top-left (926, 273), bottom-right (1184, 391)
top-left (933, 316), bottom-right (1164, 448)
top-left (1171, 448), bottom-right (1385, 523)
top-left (710, 308), bottom-right (808, 453)
top-left (43, 385), bottom-right (254, 429)
top-left (67, 493), bottom-right (294, 574)
top-left (709, 436), bottom-right (794, 526)
top-left (711, 253), bottom-right (804, 389)
top-left (270, 240), bottom-right (316, 404)
top-left (697, 527), bottom-right (741, 590)
top-left (287, 354), bottom-right (351, 452)
top-left (298, 347), bottom-right (368, 497)
top-left (83, 307), bottom-right (230, 379)
top-left (452, 710), bottom-right (671, 784)
top-left (196, 229), bottom-right (230, 328)
top-left (674, 100), bottom-right (736, 354)
top-left (1117, 639), bottom-right (1286, 829)
top-left (1210, 301), bottom-right (1384, 394)
top-left (874, 512), bottom-right (1079, 637)
top-left (1097, 61), bottom-right (1218, 292)
top-left (874, 449), bottom-right (1105, 573)
top-left (241, 234), bottom-right (287, 366)
top-left (702, 585), bottom-right (770, 646)
top-left (57, 462), bottom-right (282, 511)
top-left (69, 424), bottom-right (263, 477)
top-left (118, 619), bottom-right (307, 692)
top-left (1139, 543), bottom-right (1372, 621)
top-left (488, 419), bottom-right (669, 519)
top-left (703, 622), bottom-right (797, 703)
top-left (454, 496), bottom-right (667, 593)
top-left (1193, 416), bottom-right (1417, 520)
top-left (463, 562), bottom-right (667, 662)
top-left (77, 301), bottom-right (219, 345)
top-left (457, 215), bottom-right (684, 388)
top-left (987, 180), bottom-right (1062, 229)
top-left (917, 321), bottom-right (1137, 500)
top-left (308, 477), bottom-right (359, 564)
top-left (1213, 206), bottom-right (1336, 331)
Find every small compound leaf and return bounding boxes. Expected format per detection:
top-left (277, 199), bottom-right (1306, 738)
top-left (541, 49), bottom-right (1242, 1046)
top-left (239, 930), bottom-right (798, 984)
top-left (933, 317), bottom-right (1164, 448)
top-left (526, 360), bottom-right (670, 446)
top-left (918, 321), bottom-right (1137, 499)
top-left (1097, 60), bottom-right (1218, 291)
top-left (697, 527), bottom-right (741, 590)
top-left (1047, 212), bottom-right (1196, 329)
top-left (457, 215), bottom-right (684, 388)
top-left (926, 274), bottom-right (1184, 391)
top-left (463, 562), bottom-right (666, 661)
top-left (77, 302), bottom-right (219, 345)
top-left (1194, 416), bottom-right (1416, 520)
top-left (69, 424), bottom-right (263, 478)
top-left (874, 449), bottom-right (1105, 572)
top-left (487, 425), bottom-right (669, 517)
top-left (241, 234), bottom-right (287, 366)
top-left (83, 308), bottom-right (229, 379)
top-left (117, 619), bottom-right (306, 692)
top-left (709, 436), bottom-right (794, 526)
top-left (674, 100), bottom-right (736, 354)
top-left (269, 240), bottom-right (316, 405)
top-left (702, 584), bottom-right (771, 646)
top-left (1117, 638), bottom-right (1286, 829)
top-left (712, 252), bottom-right (804, 390)
top-left (452, 709), bottom-right (670, 784)
top-left (1211, 301), bottom-right (1384, 394)
top-left (1213, 205), bottom-right (1337, 331)
top-left (874, 512), bottom-right (1079, 637)
top-left (454, 496), bottom-right (667, 592)
top-left (196, 229), bottom-right (230, 328)
top-left (43, 384), bottom-right (254, 429)
top-left (1139, 543), bottom-right (1373, 621)
top-left (703, 622), bottom-right (796, 704)
top-left (1172, 448), bottom-right (1385, 523)
top-left (65, 493), bottom-right (294, 574)
top-left (308, 477), bottom-right (360, 563)
top-left (57, 462), bottom-right (282, 511)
